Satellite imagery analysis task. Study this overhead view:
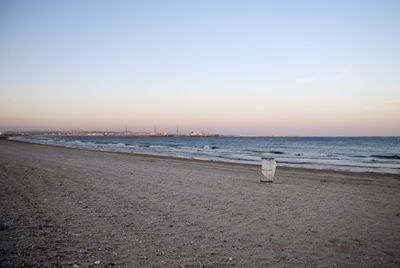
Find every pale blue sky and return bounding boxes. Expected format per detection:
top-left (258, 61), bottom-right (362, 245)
top-left (1, 0), bottom-right (399, 135)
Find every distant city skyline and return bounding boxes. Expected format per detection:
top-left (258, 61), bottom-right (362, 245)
top-left (1, 0), bottom-right (399, 136)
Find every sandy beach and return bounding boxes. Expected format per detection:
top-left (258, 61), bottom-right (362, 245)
top-left (0, 140), bottom-right (399, 267)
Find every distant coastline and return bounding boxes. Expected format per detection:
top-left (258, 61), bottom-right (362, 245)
top-left (1, 131), bottom-right (299, 138)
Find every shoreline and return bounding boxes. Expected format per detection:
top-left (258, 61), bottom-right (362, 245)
top-left (8, 138), bottom-right (399, 178)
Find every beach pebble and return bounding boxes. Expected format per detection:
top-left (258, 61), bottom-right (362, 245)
top-left (73, 264), bottom-right (79, 268)
top-left (94, 260), bottom-right (100, 265)
top-left (228, 257), bottom-right (233, 261)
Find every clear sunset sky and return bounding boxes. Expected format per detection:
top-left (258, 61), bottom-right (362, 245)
top-left (1, 0), bottom-right (399, 136)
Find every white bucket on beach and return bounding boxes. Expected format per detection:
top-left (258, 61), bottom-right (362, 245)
top-left (261, 158), bottom-right (276, 182)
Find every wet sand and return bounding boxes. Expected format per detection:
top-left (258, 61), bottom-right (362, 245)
top-left (0, 140), bottom-right (399, 267)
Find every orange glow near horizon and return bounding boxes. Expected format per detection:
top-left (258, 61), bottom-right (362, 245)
top-left (1, 91), bottom-right (399, 136)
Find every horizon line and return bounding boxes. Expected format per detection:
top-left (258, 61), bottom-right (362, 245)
top-left (1, 129), bottom-right (399, 138)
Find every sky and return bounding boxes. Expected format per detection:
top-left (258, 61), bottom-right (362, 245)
top-left (0, 0), bottom-right (399, 136)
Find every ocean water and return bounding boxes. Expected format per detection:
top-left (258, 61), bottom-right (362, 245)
top-left (11, 136), bottom-right (400, 174)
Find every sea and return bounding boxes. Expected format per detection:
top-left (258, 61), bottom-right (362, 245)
top-left (11, 136), bottom-right (400, 174)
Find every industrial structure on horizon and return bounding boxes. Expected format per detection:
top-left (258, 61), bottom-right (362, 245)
top-left (1, 129), bottom-right (298, 138)
top-left (1, 126), bottom-right (298, 138)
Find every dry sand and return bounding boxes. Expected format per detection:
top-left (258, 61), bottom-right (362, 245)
top-left (0, 140), bottom-right (399, 267)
